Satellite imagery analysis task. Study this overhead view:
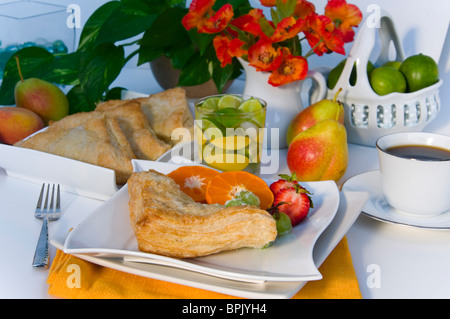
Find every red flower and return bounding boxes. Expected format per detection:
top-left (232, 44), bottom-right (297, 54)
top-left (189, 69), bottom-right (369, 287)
top-left (182, 0), bottom-right (233, 34)
top-left (182, 0), bottom-right (215, 31)
top-left (271, 16), bottom-right (306, 43)
top-left (182, 0), bottom-right (362, 87)
top-left (230, 9), bottom-right (264, 37)
top-left (198, 4), bottom-right (234, 34)
top-left (269, 48), bottom-right (308, 86)
top-left (247, 38), bottom-right (282, 72)
top-left (304, 13), bottom-right (345, 56)
top-left (228, 38), bottom-right (247, 58)
top-left (325, 0), bottom-right (362, 42)
top-left (213, 35), bottom-right (246, 67)
top-left (213, 35), bottom-right (233, 67)
top-left (294, 0), bottom-right (315, 19)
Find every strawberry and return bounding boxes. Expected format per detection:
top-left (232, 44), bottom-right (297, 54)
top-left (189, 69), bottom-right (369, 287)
top-left (269, 173), bottom-right (303, 196)
top-left (272, 184), bottom-right (313, 226)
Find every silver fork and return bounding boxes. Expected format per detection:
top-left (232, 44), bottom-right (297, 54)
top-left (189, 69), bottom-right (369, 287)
top-left (32, 183), bottom-right (61, 268)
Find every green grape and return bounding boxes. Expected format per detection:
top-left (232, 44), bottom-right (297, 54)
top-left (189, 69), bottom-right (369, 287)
top-left (275, 212), bottom-right (292, 236)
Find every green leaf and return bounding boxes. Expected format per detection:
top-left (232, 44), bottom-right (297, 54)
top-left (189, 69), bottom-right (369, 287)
top-left (276, 0), bottom-right (296, 20)
top-left (140, 8), bottom-right (189, 49)
top-left (66, 85), bottom-right (91, 114)
top-left (74, 43), bottom-right (125, 111)
top-left (177, 53), bottom-right (211, 86)
top-left (212, 62), bottom-right (235, 94)
top-left (165, 44), bottom-right (196, 69)
top-left (45, 52), bottom-right (81, 85)
top-left (77, 1), bottom-right (121, 52)
top-left (96, 1), bottom-right (164, 44)
top-left (104, 86), bottom-right (126, 101)
top-left (187, 30), bottom-right (214, 55)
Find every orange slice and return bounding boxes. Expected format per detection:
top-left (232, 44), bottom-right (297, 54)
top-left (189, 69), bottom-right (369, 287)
top-left (205, 171), bottom-right (274, 210)
top-left (167, 165), bottom-right (220, 203)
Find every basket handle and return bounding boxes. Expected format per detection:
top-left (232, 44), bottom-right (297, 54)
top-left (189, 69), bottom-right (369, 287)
top-left (331, 11), bottom-right (406, 98)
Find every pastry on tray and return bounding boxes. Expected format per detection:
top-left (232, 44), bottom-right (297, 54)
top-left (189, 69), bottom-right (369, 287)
top-left (127, 169), bottom-right (277, 258)
top-left (97, 87), bottom-right (194, 145)
top-left (15, 112), bottom-right (135, 184)
top-left (14, 88), bottom-right (194, 184)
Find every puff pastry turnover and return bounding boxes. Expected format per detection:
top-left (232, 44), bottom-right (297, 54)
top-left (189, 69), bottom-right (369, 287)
top-left (127, 169), bottom-right (277, 258)
top-left (15, 113), bottom-right (134, 184)
top-left (93, 100), bottom-right (171, 160)
top-left (96, 88), bottom-right (194, 145)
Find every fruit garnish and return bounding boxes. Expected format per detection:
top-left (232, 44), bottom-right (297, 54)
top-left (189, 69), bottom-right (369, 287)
top-left (205, 170), bottom-right (274, 210)
top-left (272, 183), bottom-right (313, 226)
top-left (200, 96), bottom-right (220, 110)
top-left (269, 173), bottom-right (302, 196)
top-left (238, 97), bottom-right (265, 126)
top-left (225, 190), bottom-right (260, 207)
top-left (267, 202), bottom-right (293, 236)
top-left (167, 165), bottom-right (220, 203)
top-left (217, 94), bottom-right (243, 109)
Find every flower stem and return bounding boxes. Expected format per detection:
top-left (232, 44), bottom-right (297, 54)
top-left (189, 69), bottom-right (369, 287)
top-left (304, 39), bottom-right (323, 59)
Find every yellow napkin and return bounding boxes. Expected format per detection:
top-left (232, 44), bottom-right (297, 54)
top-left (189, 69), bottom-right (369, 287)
top-left (47, 237), bottom-right (361, 299)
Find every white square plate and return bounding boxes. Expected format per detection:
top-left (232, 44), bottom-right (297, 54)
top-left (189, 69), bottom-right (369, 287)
top-left (64, 160), bottom-right (340, 283)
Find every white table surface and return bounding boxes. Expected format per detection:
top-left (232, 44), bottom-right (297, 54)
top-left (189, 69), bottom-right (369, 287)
top-left (1, 60), bottom-right (450, 299)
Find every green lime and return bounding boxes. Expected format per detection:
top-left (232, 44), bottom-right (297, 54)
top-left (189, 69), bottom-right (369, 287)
top-left (383, 61), bottom-right (402, 70)
top-left (200, 96), bottom-right (220, 110)
top-left (238, 98), bottom-right (265, 126)
top-left (218, 94), bottom-right (243, 109)
top-left (327, 59), bottom-right (375, 89)
top-left (213, 107), bottom-right (243, 127)
top-left (399, 53), bottom-right (439, 92)
top-left (238, 98), bottom-right (263, 113)
top-left (369, 66), bottom-right (407, 95)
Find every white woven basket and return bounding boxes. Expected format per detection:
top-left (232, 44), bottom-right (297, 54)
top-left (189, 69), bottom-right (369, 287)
top-left (326, 12), bottom-right (443, 147)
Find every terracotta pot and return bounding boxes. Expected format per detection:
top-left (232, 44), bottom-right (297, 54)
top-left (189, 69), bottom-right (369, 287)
top-left (150, 56), bottom-right (233, 98)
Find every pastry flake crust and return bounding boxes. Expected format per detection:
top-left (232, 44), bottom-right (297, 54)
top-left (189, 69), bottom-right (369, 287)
top-left (127, 169), bottom-right (277, 258)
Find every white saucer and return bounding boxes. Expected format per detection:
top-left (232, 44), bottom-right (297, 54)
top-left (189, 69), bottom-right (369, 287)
top-left (342, 171), bottom-right (450, 230)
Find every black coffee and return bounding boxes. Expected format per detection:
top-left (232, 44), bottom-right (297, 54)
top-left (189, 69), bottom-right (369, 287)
top-left (385, 145), bottom-right (450, 161)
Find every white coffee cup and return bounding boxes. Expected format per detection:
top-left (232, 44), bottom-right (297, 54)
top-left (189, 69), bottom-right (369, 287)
top-left (376, 132), bottom-right (450, 217)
